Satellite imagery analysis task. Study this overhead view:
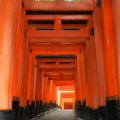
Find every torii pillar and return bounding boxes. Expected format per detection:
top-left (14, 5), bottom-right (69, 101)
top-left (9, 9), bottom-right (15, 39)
top-left (112, 0), bottom-right (120, 117)
top-left (0, 0), bottom-right (18, 119)
top-left (102, 0), bottom-right (118, 119)
top-left (94, 4), bottom-right (107, 119)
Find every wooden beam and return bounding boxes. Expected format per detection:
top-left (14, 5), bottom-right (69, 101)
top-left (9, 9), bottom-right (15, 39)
top-left (27, 24), bottom-right (87, 27)
top-left (26, 28), bottom-right (89, 38)
top-left (38, 64), bottom-right (75, 69)
top-left (37, 58), bottom-right (76, 63)
top-left (32, 49), bottom-right (80, 55)
top-left (24, 0), bottom-right (93, 11)
top-left (25, 15), bottom-right (91, 20)
top-left (41, 68), bottom-right (75, 72)
top-left (29, 43), bottom-right (85, 50)
top-left (28, 37), bottom-right (87, 43)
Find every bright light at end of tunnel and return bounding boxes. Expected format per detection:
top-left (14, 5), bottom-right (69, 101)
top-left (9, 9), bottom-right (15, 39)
top-left (60, 91), bottom-right (74, 93)
top-left (34, 0), bottom-right (55, 1)
top-left (64, 0), bottom-right (84, 1)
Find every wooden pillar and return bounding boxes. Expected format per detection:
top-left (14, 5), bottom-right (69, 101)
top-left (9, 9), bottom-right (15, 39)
top-left (12, 0), bottom-right (22, 98)
top-left (27, 53), bottom-right (35, 118)
top-left (12, 1), bottom-right (24, 120)
top-left (83, 37), bottom-right (99, 119)
top-left (112, 1), bottom-right (120, 117)
top-left (94, 4), bottom-right (107, 107)
top-left (0, 0), bottom-right (18, 119)
top-left (102, 0), bottom-right (118, 99)
top-left (102, 0), bottom-right (118, 119)
top-left (47, 80), bottom-right (51, 104)
top-left (55, 19), bottom-right (61, 30)
top-left (33, 60), bottom-right (38, 102)
top-left (37, 70), bottom-right (44, 113)
top-left (76, 54), bottom-right (84, 103)
top-left (43, 76), bottom-right (48, 104)
top-left (50, 80), bottom-right (53, 102)
top-left (41, 72), bottom-right (45, 103)
top-left (36, 69), bottom-right (40, 101)
top-left (85, 42), bottom-right (92, 108)
top-left (93, 4), bottom-right (107, 119)
top-left (52, 82), bottom-right (57, 105)
top-left (28, 53), bottom-right (34, 104)
top-left (43, 75), bottom-right (49, 112)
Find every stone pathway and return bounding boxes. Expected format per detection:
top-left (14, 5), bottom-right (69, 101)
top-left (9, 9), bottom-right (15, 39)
top-left (36, 109), bottom-right (79, 120)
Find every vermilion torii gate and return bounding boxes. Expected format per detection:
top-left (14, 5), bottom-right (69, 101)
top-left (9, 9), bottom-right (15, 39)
top-left (0, 0), bottom-right (120, 120)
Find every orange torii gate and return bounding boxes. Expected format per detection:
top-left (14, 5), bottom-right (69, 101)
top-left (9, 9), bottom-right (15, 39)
top-left (0, 0), bottom-right (120, 120)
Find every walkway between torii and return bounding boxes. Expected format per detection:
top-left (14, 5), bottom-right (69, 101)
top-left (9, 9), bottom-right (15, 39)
top-left (36, 109), bottom-right (77, 120)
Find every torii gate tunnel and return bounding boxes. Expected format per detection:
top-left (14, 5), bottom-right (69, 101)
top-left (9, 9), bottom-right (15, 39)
top-left (0, 0), bottom-right (120, 120)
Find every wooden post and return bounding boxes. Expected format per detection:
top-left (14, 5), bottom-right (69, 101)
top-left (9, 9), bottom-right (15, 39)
top-left (0, 0), bottom-right (18, 119)
top-left (102, 0), bottom-right (118, 119)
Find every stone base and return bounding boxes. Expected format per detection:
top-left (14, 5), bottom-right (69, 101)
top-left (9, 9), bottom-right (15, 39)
top-left (118, 108), bottom-right (120, 120)
top-left (106, 99), bottom-right (118, 120)
top-left (0, 110), bottom-right (14, 120)
top-left (12, 99), bottom-right (20, 120)
top-left (75, 100), bottom-right (81, 117)
top-left (28, 105), bottom-right (33, 119)
top-left (92, 109), bottom-right (99, 120)
top-left (98, 106), bottom-right (107, 120)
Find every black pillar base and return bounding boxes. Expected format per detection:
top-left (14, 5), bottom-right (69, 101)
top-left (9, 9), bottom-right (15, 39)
top-left (39, 100), bottom-right (43, 113)
top-left (86, 107), bottom-right (92, 120)
top-left (24, 106), bottom-right (29, 120)
top-left (106, 99), bottom-right (118, 120)
top-left (35, 101), bottom-right (39, 116)
top-left (49, 100), bottom-right (53, 109)
top-left (12, 100), bottom-right (20, 120)
top-left (20, 107), bottom-right (25, 120)
top-left (98, 106), bottom-right (107, 120)
top-left (43, 103), bottom-right (49, 113)
top-left (52, 103), bottom-right (54, 109)
top-left (92, 109), bottom-right (99, 120)
top-left (0, 110), bottom-right (14, 120)
top-left (75, 100), bottom-right (81, 117)
top-left (54, 101), bottom-right (57, 108)
top-left (28, 105), bottom-right (32, 119)
top-left (31, 101), bottom-right (35, 118)
top-left (20, 106), bottom-right (29, 120)
top-left (12, 99), bottom-right (20, 120)
top-left (82, 106), bottom-right (92, 120)
top-left (82, 100), bottom-right (86, 119)
top-left (79, 104), bottom-right (84, 119)
top-left (118, 108), bottom-right (120, 120)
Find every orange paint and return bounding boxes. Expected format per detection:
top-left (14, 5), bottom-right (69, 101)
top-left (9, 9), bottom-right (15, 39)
top-left (102, 0), bottom-right (118, 97)
top-left (113, 0), bottom-right (120, 99)
top-left (0, 0), bottom-right (18, 110)
top-left (76, 54), bottom-right (84, 102)
top-left (27, 53), bottom-right (35, 104)
top-left (94, 6), bottom-right (107, 106)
